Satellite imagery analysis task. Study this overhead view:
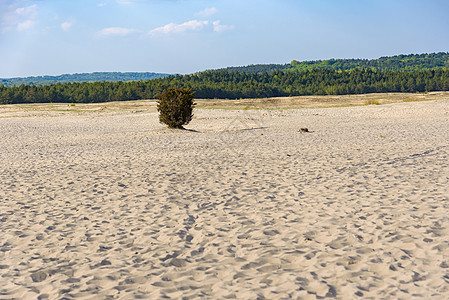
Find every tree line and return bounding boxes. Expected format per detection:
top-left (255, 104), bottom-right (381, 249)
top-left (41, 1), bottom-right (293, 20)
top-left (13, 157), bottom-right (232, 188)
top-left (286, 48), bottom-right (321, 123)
top-left (2, 52), bottom-right (447, 89)
top-left (1, 68), bottom-right (448, 104)
top-left (214, 52), bottom-right (449, 74)
top-left (288, 52), bottom-right (449, 72)
top-left (0, 72), bottom-right (169, 87)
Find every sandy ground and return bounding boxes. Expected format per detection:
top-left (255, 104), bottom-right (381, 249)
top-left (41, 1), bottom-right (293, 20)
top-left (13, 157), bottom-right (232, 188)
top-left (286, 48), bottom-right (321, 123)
top-left (1, 92), bottom-right (449, 118)
top-left (0, 97), bottom-right (449, 299)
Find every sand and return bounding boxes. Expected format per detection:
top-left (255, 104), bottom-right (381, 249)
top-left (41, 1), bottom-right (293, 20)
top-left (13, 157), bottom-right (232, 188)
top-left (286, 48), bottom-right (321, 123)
top-left (0, 97), bottom-right (448, 299)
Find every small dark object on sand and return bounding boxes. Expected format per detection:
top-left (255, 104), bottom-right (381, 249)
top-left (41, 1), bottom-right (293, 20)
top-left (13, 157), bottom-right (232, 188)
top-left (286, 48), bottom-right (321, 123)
top-left (299, 128), bottom-right (309, 133)
top-left (170, 258), bottom-right (187, 267)
top-left (31, 271), bottom-right (47, 282)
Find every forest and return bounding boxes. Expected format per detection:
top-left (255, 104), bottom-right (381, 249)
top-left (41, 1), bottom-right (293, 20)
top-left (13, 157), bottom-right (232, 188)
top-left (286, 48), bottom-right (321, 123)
top-left (287, 52), bottom-right (449, 72)
top-left (0, 72), bottom-right (169, 87)
top-left (2, 52), bottom-right (448, 88)
top-left (1, 68), bottom-right (448, 104)
top-left (215, 52), bottom-right (449, 74)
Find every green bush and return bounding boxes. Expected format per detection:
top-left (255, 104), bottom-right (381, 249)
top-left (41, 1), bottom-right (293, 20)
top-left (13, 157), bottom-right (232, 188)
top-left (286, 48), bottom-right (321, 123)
top-left (157, 87), bottom-right (195, 128)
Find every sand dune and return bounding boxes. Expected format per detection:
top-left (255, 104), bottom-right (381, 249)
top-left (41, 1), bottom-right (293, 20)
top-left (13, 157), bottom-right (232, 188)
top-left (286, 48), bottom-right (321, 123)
top-left (1, 99), bottom-right (448, 299)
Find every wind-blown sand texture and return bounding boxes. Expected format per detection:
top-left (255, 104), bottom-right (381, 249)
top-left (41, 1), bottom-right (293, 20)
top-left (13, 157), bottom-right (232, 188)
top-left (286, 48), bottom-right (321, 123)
top-left (1, 96), bottom-right (449, 299)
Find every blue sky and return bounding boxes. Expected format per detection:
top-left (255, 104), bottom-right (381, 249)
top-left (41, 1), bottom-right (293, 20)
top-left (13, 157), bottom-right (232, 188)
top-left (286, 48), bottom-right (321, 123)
top-left (1, 0), bottom-right (448, 78)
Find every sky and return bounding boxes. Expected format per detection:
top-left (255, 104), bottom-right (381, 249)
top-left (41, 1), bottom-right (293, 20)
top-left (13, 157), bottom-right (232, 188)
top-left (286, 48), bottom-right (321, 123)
top-left (1, 0), bottom-right (448, 78)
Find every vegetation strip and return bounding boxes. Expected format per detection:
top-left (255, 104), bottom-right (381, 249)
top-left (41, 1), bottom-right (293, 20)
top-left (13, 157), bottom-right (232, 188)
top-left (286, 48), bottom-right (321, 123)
top-left (1, 53), bottom-right (448, 104)
top-left (1, 68), bottom-right (448, 104)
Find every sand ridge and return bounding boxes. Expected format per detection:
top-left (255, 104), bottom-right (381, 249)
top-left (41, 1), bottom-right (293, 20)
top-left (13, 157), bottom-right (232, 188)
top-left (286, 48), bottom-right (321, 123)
top-left (1, 99), bottom-right (449, 299)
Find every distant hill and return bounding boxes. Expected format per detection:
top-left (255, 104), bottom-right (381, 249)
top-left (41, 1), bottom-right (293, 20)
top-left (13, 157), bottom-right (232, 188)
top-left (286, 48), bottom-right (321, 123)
top-left (217, 64), bottom-right (290, 74)
top-left (2, 53), bottom-right (448, 87)
top-left (0, 72), bottom-right (170, 87)
top-left (213, 52), bottom-right (449, 74)
top-left (287, 52), bottom-right (449, 72)
top-left (2, 67), bottom-right (449, 105)
top-left (1, 52), bottom-right (448, 103)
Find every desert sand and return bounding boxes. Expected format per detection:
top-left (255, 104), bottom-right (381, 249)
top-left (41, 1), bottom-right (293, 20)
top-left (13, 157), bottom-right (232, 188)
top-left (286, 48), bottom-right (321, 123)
top-left (1, 95), bottom-right (449, 299)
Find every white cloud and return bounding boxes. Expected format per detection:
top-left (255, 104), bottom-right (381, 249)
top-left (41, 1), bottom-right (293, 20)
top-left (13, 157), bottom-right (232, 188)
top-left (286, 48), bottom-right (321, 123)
top-left (150, 20), bottom-right (209, 35)
top-left (98, 27), bottom-right (136, 36)
top-left (196, 7), bottom-right (218, 17)
top-left (61, 21), bottom-right (73, 31)
top-left (1, 4), bottom-right (38, 33)
top-left (17, 20), bottom-right (35, 31)
top-left (98, 2), bottom-right (107, 7)
top-left (116, 0), bottom-right (135, 5)
top-left (213, 20), bottom-right (234, 32)
top-left (15, 4), bottom-right (38, 16)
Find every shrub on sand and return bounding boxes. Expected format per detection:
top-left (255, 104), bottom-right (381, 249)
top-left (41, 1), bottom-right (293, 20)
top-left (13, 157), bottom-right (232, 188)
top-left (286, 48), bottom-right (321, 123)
top-left (157, 87), bottom-right (195, 129)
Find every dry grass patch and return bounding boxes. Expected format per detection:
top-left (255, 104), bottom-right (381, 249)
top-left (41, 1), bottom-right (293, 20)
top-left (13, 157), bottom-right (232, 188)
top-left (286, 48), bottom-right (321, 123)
top-left (1, 91), bottom-right (448, 118)
top-left (363, 99), bottom-right (380, 105)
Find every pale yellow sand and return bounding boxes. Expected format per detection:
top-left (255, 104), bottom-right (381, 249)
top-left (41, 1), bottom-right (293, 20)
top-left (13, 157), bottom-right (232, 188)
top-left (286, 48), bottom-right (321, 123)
top-left (0, 98), bottom-right (448, 299)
